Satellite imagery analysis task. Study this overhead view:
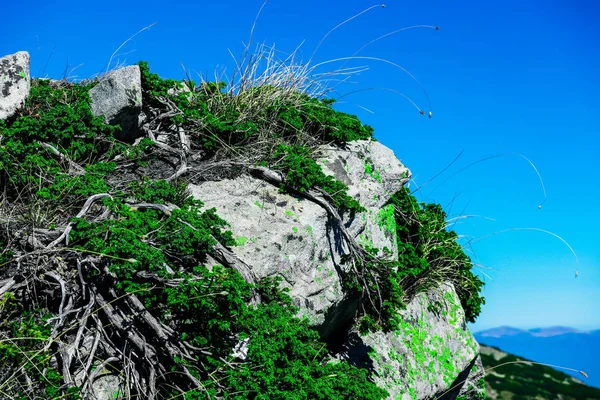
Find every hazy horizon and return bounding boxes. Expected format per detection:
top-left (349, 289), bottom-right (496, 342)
top-left (473, 324), bottom-right (600, 334)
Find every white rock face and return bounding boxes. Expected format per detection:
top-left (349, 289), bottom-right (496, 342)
top-left (188, 140), bottom-right (410, 337)
top-left (89, 65), bottom-right (143, 141)
top-left (318, 139), bottom-right (410, 210)
top-left (0, 51), bottom-right (30, 120)
top-left (189, 173), bottom-right (349, 336)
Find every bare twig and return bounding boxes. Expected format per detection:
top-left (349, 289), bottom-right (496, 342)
top-left (46, 193), bottom-right (113, 248)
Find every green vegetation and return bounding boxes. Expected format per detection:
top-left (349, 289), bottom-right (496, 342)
top-left (0, 296), bottom-right (81, 399)
top-left (138, 61), bottom-right (373, 150)
top-left (0, 64), bottom-right (386, 399)
top-left (0, 79), bottom-right (123, 196)
top-left (479, 344), bottom-right (600, 400)
top-left (272, 144), bottom-right (364, 214)
top-left (386, 188), bottom-right (485, 323)
top-left (346, 187), bottom-right (485, 334)
top-left (364, 161), bottom-right (382, 183)
top-left (0, 53), bottom-right (484, 398)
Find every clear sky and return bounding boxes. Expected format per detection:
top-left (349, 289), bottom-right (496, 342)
top-left (1, 0), bottom-right (598, 332)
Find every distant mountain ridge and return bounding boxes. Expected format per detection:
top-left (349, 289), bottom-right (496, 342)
top-left (477, 325), bottom-right (588, 338)
top-left (528, 326), bottom-right (584, 337)
top-left (475, 326), bottom-right (600, 389)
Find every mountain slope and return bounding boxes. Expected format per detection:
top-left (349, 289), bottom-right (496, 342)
top-left (480, 344), bottom-right (600, 400)
top-left (475, 327), bottom-right (600, 389)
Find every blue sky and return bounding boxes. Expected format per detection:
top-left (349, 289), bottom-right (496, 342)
top-left (1, 0), bottom-right (598, 332)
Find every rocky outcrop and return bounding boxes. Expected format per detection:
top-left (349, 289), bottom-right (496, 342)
top-left (0, 52), bottom-right (143, 143)
top-left (89, 65), bottom-right (143, 141)
top-left (318, 140), bottom-right (408, 259)
top-left (188, 139), bottom-right (485, 399)
top-left (189, 140), bottom-right (409, 338)
top-left (0, 51), bottom-right (486, 399)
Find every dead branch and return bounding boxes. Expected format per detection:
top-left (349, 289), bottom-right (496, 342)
top-left (126, 202), bottom-right (261, 303)
top-left (46, 193), bottom-right (113, 249)
top-left (38, 141), bottom-right (86, 176)
top-left (0, 278), bottom-right (15, 296)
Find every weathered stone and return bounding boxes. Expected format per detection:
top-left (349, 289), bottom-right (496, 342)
top-left (0, 51), bottom-right (30, 120)
top-left (318, 140), bottom-right (411, 210)
top-left (89, 375), bottom-right (123, 400)
top-left (89, 65), bottom-right (142, 141)
top-left (337, 282), bottom-right (481, 400)
top-left (72, 335), bottom-right (123, 400)
top-left (187, 136), bottom-right (478, 400)
top-left (318, 140), bottom-right (411, 260)
top-left (188, 174), bottom-right (349, 337)
top-left (188, 140), bottom-right (410, 338)
top-left (456, 354), bottom-right (486, 400)
top-left (167, 80), bottom-right (191, 97)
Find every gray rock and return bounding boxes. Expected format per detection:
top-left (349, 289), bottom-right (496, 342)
top-left (188, 174), bottom-right (347, 337)
top-left (318, 140), bottom-right (411, 259)
top-left (167, 81), bottom-right (191, 98)
top-left (456, 354), bottom-right (486, 400)
top-left (231, 337), bottom-right (250, 360)
top-left (89, 374), bottom-right (124, 400)
top-left (186, 137), bottom-right (479, 400)
top-left (89, 65), bottom-right (142, 141)
top-left (337, 282), bottom-right (480, 400)
top-left (188, 140), bottom-right (410, 338)
top-left (73, 335), bottom-right (123, 400)
top-left (318, 140), bottom-right (411, 210)
top-left (0, 51), bottom-right (30, 120)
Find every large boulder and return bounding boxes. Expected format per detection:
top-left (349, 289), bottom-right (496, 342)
top-left (89, 65), bottom-right (143, 141)
top-left (0, 51), bottom-right (30, 120)
top-left (189, 173), bottom-right (344, 335)
top-left (188, 140), bottom-right (410, 338)
top-left (337, 282), bottom-right (484, 400)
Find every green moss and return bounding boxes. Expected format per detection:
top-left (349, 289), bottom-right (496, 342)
top-left (378, 204), bottom-right (396, 236)
top-left (236, 236), bottom-right (248, 246)
top-left (364, 161), bottom-right (382, 183)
